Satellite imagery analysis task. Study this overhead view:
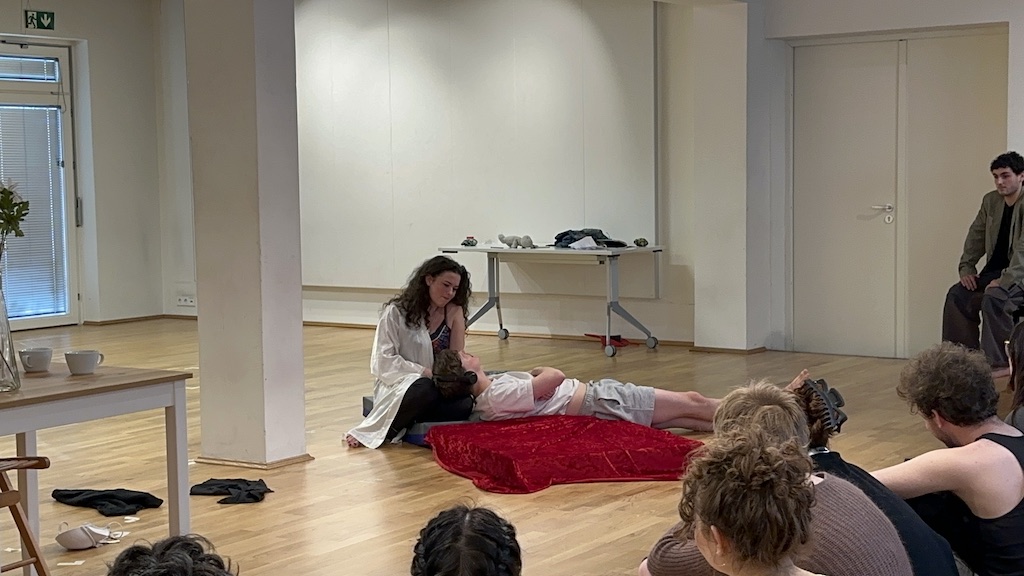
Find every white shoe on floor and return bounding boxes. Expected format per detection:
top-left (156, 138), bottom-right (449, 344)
top-left (54, 521), bottom-right (123, 550)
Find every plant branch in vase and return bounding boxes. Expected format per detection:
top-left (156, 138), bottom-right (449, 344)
top-left (0, 179), bottom-right (28, 392)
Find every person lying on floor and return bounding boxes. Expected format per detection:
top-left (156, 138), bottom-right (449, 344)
top-left (431, 350), bottom-right (719, 431)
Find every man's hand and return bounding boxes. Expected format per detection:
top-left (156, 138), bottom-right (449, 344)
top-left (987, 278), bottom-right (1001, 290)
top-left (960, 274), bottom-right (979, 290)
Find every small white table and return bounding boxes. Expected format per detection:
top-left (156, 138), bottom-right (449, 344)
top-left (0, 365), bottom-right (191, 576)
top-left (440, 245), bottom-right (663, 356)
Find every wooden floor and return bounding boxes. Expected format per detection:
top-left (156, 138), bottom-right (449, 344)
top-left (0, 319), bottom-right (1012, 576)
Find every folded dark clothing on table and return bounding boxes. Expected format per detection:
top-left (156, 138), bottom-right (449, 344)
top-left (52, 488), bottom-right (164, 516)
top-left (190, 478), bottom-right (273, 504)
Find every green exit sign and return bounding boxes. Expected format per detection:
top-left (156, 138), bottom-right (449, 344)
top-left (25, 10), bottom-right (54, 30)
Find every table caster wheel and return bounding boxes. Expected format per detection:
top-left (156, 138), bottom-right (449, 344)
top-left (498, 328), bottom-right (509, 340)
top-left (646, 336), bottom-right (659, 349)
top-left (604, 345), bottom-right (617, 357)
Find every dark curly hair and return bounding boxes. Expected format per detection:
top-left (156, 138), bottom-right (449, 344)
top-left (387, 256), bottom-right (471, 330)
top-left (1008, 322), bottom-right (1024, 413)
top-left (898, 342), bottom-right (997, 425)
top-left (790, 384), bottom-right (834, 450)
top-left (991, 151), bottom-right (1024, 175)
top-left (411, 505), bottom-right (522, 576)
top-left (107, 535), bottom-right (235, 576)
top-left (675, 427), bottom-right (815, 570)
top-left (433, 349), bottom-right (473, 398)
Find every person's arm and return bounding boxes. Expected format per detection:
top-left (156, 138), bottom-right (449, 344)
top-left (530, 367), bottom-right (566, 400)
top-left (644, 522), bottom-right (717, 576)
top-left (959, 202), bottom-right (988, 280)
top-left (1000, 203), bottom-right (1024, 289)
top-left (447, 305), bottom-right (467, 352)
top-left (871, 447), bottom-right (971, 500)
top-left (370, 306), bottom-right (428, 388)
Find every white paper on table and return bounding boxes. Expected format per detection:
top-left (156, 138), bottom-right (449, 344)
top-left (569, 236), bottom-right (599, 250)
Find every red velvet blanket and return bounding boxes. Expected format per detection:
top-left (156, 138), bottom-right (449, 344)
top-left (426, 415), bottom-right (704, 494)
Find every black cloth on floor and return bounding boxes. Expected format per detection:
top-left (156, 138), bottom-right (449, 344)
top-left (190, 478), bottom-right (273, 504)
top-left (52, 488), bottom-right (164, 517)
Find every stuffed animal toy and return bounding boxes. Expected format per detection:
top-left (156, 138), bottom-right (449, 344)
top-left (498, 234), bottom-right (535, 249)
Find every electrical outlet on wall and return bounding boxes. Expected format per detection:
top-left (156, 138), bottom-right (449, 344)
top-left (176, 296), bottom-right (196, 307)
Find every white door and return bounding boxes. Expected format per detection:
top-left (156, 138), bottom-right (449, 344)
top-left (904, 32), bottom-right (1008, 356)
top-left (0, 45), bottom-right (79, 329)
top-left (793, 41), bottom-right (899, 357)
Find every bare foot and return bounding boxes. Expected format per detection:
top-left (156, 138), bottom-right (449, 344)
top-left (786, 369), bottom-right (811, 391)
top-left (345, 434), bottom-right (364, 448)
top-left (993, 367), bottom-right (1012, 379)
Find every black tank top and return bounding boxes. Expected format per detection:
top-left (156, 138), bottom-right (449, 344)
top-left (972, 433), bottom-right (1024, 576)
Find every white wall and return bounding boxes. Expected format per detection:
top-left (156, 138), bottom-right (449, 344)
top-left (295, 0), bottom-right (656, 290)
top-left (765, 0), bottom-right (1024, 149)
top-left (0, 0), bottom-right (163, 322)
top-left (297, 0), bottom-right (712, 343)
top-left (157, 0), bottom-right (196, 316)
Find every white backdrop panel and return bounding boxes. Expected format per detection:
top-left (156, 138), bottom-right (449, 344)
top-left (297, 0), bottom-right (656, 289)
top-left (583, 0), bottom-right (655, 242)
top-left (297, 0), bottom-right (395, 287)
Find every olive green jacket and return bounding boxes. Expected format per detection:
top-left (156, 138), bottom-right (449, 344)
top-left (959, 190), bottom-right (1024, 289)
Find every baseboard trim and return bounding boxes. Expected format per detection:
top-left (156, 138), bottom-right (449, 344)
top-left (79, 316), bottom-right (696, 348)
top-left (690, 346), bottom-right (767, 355)
top-left (83, 315), bottom-right (167, 326)
top-left (193, 453), bottom-right (315, 470)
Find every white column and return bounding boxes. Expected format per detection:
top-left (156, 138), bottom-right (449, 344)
top-left (692, 2), bottom-right (750, 350)
top-left (183, 0), bottom-right (308, 466)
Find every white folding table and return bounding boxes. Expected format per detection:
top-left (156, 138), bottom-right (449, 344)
top-left (440, 245), bottom-right (663, 356)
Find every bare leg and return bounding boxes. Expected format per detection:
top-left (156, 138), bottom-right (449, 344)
top-left (653, 417), bottom-right (713, 432)
top-left (651, 390), bottom-right (719, 430)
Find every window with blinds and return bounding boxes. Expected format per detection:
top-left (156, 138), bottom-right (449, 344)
top-left (0, 52), bottom-right (75, 325)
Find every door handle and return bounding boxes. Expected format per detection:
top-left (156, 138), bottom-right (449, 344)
top-left (870, 204), bottom-right (894, 212)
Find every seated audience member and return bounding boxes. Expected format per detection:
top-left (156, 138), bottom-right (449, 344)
top-left (107, 534), bottom-right (235, 576)
top-left (412, 505), bottom-right (522, 576)
top-left (1004, 321), bottom-right (1024, 428)
top-left (640, 381), bottom-right (913, 576)
top-left (787, 376), bottom-right (958, 576)
top-left (873, 342), bottom-right (1024, 576)
top-left (677, 427), bottom-right (824, 576)
top-left (432, 350), bottom-right (719, 431)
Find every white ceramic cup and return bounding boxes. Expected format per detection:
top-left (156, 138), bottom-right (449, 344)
top-left (65, 350), bottom-right (104, 375)
top-left (19, 347), bottom-right (52, 373)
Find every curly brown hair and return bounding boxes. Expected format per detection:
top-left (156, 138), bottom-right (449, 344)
top-left (790, 385), bottom-right (833, 449)
top-left (897, 342), bottom-right (997, 425)
top-left (714, 380), bottom-right (810, 447)
top-left (387, 256), bottom-right (471, 330)
top-left (433, 349), bottom-right (472, 398)
top-left (676, 427), bottom-right (815, 569)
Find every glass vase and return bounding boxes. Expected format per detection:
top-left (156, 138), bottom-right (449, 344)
top-left (0, 270), bottom-right (18, 392)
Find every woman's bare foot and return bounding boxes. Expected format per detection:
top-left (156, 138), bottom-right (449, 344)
top-left (345, 434), bottom-right (364, 448)
top-left (786, 369), bottom-right (811, 391)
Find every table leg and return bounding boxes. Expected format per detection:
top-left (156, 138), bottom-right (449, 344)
top-left (165, 380), bottom-right (190, 535)
top-left (606, 255), bottom-right (658, 348)
top-left (16, 432), bottom-right (37, 576)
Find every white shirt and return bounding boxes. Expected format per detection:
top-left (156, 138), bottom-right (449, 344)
top-left (346, 303), bottom-right (433, 448)
top-left (474, 371), bottom-right (581, 420)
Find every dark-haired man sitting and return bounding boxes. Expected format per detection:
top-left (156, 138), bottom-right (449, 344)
top-left (943, 151), bottom-right (1024, 378)
top-left (873, 342), bottom-right (1024, 576)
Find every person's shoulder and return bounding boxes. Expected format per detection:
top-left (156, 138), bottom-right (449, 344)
top-left (493, 371), bottom-right (532, 384)
top-left (445, 303), bottom-right (466, 321)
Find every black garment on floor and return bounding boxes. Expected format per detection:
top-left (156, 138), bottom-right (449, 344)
top-left (190, 478), bottom-right (273, 504)
top-left (52, 488), bottom-right (164, 517)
